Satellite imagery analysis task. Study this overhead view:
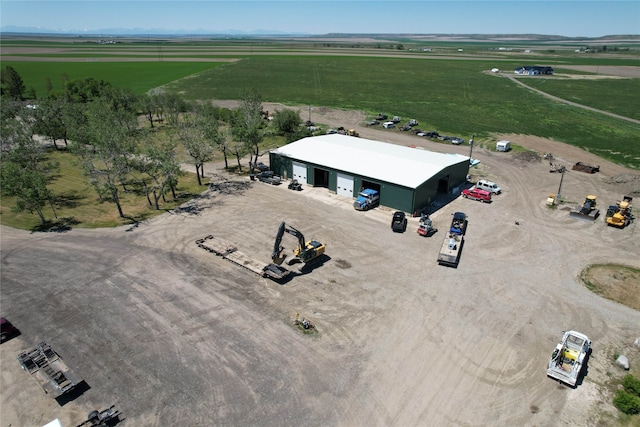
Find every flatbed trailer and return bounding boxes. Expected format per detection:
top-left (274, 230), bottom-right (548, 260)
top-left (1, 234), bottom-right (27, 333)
top-left (17, 342), bottom-right (83, 398)
top-left (196, 235), bottom-right (291, 280)
top-left (437, 232), bottom-right (464, 267)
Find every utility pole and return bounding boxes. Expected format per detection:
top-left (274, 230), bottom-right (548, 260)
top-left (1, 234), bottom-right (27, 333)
top-left (556, 166), bottom-right (566, 203)
top-left (468, 133), bottom-right (475, 164)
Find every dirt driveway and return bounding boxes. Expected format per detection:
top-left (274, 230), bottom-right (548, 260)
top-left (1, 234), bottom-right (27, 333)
top-left (1, 105), bottom-right (639, 427)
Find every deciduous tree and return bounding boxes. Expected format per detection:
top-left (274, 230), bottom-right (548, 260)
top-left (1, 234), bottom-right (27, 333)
top-left (1, 66), bottom-right (26, 101)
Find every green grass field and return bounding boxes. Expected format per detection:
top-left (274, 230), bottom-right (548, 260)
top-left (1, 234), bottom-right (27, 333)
top-left (3, 38), bottom-right (640, 170)
top-left (161, 56), bottom-right (640, 168)
top-left (5, 61), bottom-right (224, 95)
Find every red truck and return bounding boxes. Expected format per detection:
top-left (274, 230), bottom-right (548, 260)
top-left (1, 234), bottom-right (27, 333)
top-left (462, 188), bottom-right (491, 203)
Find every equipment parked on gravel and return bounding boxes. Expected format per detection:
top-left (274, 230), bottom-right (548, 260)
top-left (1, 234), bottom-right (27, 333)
top-left (417, 215), bottom-right (437, 237)
top-left (476, 179), bottom-right (501, 194)
top-left (462, 188), bottom-right (491, 203)
top-left (547, 330), bottom-right (591, 387)
top-left (605, 196), bottom-right (634, 228)
top-left (76, 406), bottom-right (123, 427)
top-left (549, 162), bottom-right (566, 173)
top-left (256, 171), bottom-right (281, 185)
top-left (196, 236), bottom-right (291, 280)
top-left (272, 222), bottom-right (325, 266)
top-left (391, 211), bottom-right (407, 233)
top-left (17, 342), bottom-right (83, 398)
top-left (288, 179), bottom-right (302, 191)
top-left (438, 212), bottom-right (467, 267)
top-left (353, 188), bottom-right (380, 211)
top-left (569, 195), bottom-right (600, 221)
top-left (572, 162), bottom-right (600, 174)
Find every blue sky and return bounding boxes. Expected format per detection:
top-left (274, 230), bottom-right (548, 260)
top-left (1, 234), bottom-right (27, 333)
top-left (1, 1), bottom-right (638, 37)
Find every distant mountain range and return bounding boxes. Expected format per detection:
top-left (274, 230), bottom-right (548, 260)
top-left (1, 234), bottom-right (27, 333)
top-left (1, 26), bottom-right (638, 41)
top-left (0, 25), bottom-right (309, 36)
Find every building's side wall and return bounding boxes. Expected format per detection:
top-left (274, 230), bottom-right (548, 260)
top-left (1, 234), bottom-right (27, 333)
top-left (270, 153), bottom-right (469, 215)
top-left (413, 160), bottom-right (469, 214)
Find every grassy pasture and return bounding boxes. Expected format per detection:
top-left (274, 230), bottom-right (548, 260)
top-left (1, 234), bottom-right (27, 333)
top-left (4, 61), bottom-right (223, 95)
top-left (521, 77), bottom-right (640, 120)
top-left (3, 40), bottom-right (640, 169)
top-left (163, 55), bottom-right (640, 168)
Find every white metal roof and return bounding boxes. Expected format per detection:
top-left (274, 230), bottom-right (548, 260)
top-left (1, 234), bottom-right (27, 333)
top-left (273, 134), bottom-right (469, 189)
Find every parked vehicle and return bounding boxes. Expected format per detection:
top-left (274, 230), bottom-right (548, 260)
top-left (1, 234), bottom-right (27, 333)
top-left (382, 121), bottom-right (395, 129)
top-left (253, 162), bottom-right (269, 172)
top-left (547, 330), bottom-right (591, 387)
top-left (197, 235), bottom-right (291, 280)
top-left (462, 188), bottom-right (491, 203)
top-left (476, 180), bottom-right (502, 194)
top-left (417, 215), bottom-right (437, 237)
top-left (375, 113), bottom-right (388, 121)
top-left (605, 196), bottom-right (634, 228)
top-left (425, 131), bottom-right (439, 138)
top-left (288, 179), bottom-right (303, 191)
top-left (272, 222), bottom-right (325, 266)
top-left (256, 171), bottom-right (281, 185)
top-left (569, 195), bottom-right (600, 221)
top-left (449, 211), bottom-right (467, 236)
top-left (496, 140), bottom-right (511, 152)
top-left (438, 212), bottom-right (467, 268)
top-left (366, 120), bottom-right (380, 126)
top-left (353, 188), bottom-right (380, 211)
top-left (450, 137), bottom-right (465, 145)
top-left (391, 211), bottom-right (407, 233)
top-left (392, 116), bottom-right (401, 123)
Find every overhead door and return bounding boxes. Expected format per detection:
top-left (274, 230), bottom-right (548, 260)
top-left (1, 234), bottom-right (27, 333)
top-left (292, 161), bottom-right (307, 184)
top-left (336, 173), bottom-right (354, 197)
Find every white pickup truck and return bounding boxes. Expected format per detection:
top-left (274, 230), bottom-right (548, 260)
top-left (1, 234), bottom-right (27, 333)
top-left (547, 330), bottom-right (591, 387)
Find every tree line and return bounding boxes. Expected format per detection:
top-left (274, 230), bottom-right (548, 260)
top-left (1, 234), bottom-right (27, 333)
top-left (0, 65), bottom-right (311, 225)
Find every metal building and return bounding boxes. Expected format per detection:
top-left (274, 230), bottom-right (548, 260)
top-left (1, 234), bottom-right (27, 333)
top-left (269, 134), bottom-right (470, 214)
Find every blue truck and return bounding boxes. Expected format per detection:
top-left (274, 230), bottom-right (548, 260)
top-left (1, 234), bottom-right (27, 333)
top-left (353, 189), bottom-right (380, 211)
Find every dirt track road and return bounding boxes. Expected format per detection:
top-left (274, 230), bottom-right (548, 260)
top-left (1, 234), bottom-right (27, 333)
top-left (1, 106), bottom-right (639, 426)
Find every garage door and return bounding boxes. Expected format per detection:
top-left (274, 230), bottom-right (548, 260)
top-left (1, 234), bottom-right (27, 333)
top-left (292, 161), bottom-right (307, 185)
top-left (336, 173), bottom-right (354, 197)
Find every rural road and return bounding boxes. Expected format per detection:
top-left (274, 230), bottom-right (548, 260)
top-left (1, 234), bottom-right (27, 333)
top-left (506, 75), bottom-right (640, 125)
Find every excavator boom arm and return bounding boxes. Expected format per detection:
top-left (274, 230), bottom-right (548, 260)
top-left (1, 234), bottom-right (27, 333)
top-left (272, 222), bottom-right (306, 262)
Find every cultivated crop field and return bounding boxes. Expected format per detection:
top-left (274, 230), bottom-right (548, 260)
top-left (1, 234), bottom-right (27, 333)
top-left (2, 35), bottom-right (639, 168)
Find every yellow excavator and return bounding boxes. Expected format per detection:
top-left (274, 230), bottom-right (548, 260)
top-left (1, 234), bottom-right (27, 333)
top-left (271, 222), bottom-right (325, 266)
top-left (605, 196), bottom-right (634, 228)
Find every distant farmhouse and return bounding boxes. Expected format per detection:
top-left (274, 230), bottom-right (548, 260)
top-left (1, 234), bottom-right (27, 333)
top-left (514, 66), bottom-right (554, 75)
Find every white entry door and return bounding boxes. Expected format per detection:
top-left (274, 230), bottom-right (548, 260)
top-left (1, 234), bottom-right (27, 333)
top-left (292, 161), bottom-right (307, 184)
top-left (336, 173), bottom-right (354, 197)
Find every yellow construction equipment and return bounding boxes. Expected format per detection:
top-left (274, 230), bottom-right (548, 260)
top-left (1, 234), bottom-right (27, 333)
top-left (605, 196), bottom-right (634, 228)
top-left (569, 195), bottom-right (599, 221)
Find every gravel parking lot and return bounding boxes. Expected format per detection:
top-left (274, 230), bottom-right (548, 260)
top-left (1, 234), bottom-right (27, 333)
top-left (1, 108), bottom-right (639, 426)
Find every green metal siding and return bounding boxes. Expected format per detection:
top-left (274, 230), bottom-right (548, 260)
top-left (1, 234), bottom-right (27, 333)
top-left (270, 152), bottom-right (469, 215)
